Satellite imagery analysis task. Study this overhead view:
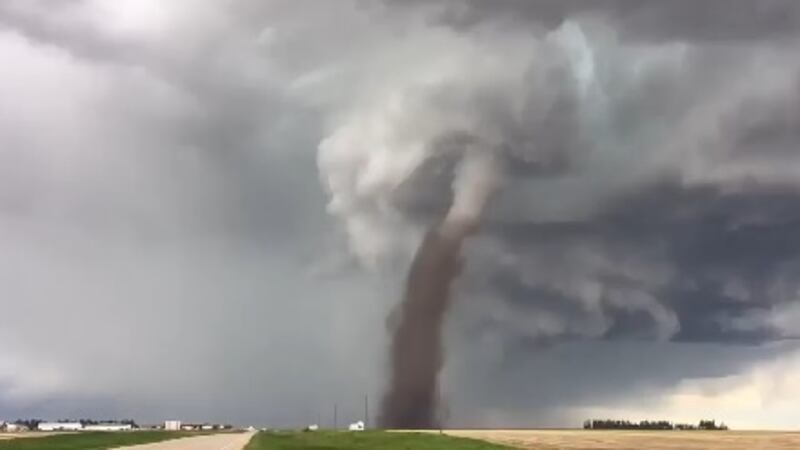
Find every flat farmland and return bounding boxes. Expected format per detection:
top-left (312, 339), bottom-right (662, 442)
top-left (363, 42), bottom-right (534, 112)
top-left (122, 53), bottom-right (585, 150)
top-left (444, 429), bottom-right (800, 450)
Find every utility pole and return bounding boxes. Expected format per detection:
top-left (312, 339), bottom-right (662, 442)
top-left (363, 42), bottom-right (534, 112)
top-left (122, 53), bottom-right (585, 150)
top-left (333, 403), bottom-right (338, 430)
top-left (364, 395), bottom-right (369, 429)
top-left (438, 392), bottom-right (446, 435)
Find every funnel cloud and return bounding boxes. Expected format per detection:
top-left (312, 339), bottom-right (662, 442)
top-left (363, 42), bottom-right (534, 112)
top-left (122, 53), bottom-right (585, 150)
top-left (380, 153), bottom-right (498, 428)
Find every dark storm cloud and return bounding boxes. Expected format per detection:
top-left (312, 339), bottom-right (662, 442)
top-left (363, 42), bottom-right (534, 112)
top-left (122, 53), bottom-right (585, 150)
top-left (322, 0), bottom-right (800, 425)
top-left (3, 0), bottom-right (800, 429)
top-left (480, 183), bottom-right (800, 346)
top-left (386, 0), bottom-right (800, 42)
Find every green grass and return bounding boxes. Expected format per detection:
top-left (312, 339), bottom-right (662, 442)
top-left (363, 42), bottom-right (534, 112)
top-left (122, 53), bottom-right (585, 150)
top-left (0, 431), bottom-right (205, 450)
top-left (244, 431), bottom-right (511, 450)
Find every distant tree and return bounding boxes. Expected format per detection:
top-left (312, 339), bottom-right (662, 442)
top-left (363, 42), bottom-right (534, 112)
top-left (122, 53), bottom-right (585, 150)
top-left (121, 419), bottom-right (139, 428)
top-left (585, 418), bottom-right (728, 431)
top-left (14, 419), bottom-right (42, 429)
top-left (698, 419), bottom-right (727, 430)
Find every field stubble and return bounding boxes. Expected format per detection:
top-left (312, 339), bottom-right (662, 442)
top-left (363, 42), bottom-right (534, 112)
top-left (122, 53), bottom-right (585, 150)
top-left (444, 429), bottom-right (800, 450)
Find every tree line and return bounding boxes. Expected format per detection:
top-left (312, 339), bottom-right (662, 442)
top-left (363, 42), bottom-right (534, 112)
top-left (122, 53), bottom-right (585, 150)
top-left (584, 419), bottom-right (728, 431)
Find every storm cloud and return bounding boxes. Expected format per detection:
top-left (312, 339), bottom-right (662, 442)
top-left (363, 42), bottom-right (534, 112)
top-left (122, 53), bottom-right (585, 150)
top-left (387, 0), bottom-right (800, 42)
top-left (1, 0), bottom-right (800, 429)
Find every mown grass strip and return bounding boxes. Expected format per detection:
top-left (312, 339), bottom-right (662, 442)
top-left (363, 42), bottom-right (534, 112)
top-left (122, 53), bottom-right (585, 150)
top-left (244, 430), bottom-right (511, 450)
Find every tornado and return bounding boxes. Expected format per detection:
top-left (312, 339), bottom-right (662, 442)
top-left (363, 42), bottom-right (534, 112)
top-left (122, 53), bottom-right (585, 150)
top-left (380, 152), bottom-right (498, 429)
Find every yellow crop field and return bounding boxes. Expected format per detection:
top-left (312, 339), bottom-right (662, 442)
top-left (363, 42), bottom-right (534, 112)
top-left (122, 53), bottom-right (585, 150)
top-left (444, 429), bottom-right (800, 450)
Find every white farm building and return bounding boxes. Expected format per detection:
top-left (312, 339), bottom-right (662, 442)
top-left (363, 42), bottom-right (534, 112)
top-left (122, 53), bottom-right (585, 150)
top-left (38, 422), bottom-right (83, 431)
top-left (4, 423), bottom-right (29, 432)
top-left (84, 424), bottom-right (133, 431)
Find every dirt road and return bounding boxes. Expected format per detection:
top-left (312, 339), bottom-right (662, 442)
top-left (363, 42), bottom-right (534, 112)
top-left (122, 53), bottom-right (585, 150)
top-left (113, 431), bottom-right (255, 450)
top-left (0, 432), bottom-right (66, 440)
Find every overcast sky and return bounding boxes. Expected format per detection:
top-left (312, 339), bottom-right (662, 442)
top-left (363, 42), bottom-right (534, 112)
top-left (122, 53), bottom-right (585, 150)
top-left (1, 0), bottom-right (800, 429)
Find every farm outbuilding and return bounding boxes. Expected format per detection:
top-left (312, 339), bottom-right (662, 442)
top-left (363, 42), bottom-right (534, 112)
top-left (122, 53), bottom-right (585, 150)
top-left (38, 422), bottom-right (83, 431)
top-left (3, 423), bottom-right (29, 432)
top-left (0, 421), bottom-right (28, 432)
top-left (348, 421), bottom-right (365, 431)
top-left (84, 424), bottom-right (133, 431)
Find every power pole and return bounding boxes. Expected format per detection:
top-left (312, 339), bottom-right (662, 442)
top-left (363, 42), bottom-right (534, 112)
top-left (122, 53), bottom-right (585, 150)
top-left (364, 395), bottom-right (369, 429)
top-left (333, 403), bottom-right (338, 430)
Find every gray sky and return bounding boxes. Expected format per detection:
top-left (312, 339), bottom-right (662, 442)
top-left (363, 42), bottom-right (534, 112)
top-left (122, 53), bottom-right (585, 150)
top-left (1, 0), bottom-right (800, 429)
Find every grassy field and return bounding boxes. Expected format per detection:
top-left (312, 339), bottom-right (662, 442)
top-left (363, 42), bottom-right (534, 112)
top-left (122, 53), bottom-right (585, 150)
top-left (0, 431), bottom-right (203, 450)
top-left (245, 431), bottom-right (511, 449)
top-left (445, 429), bottom-right (800, 450)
